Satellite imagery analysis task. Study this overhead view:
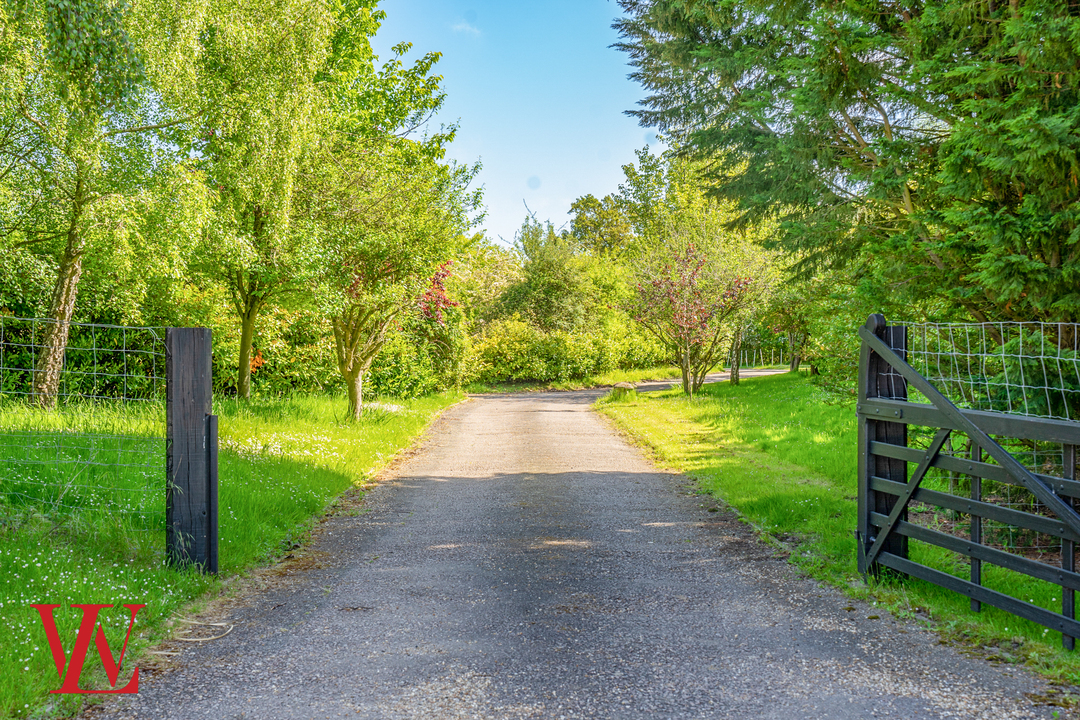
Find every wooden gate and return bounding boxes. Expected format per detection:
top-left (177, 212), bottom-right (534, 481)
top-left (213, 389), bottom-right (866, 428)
top-left (856, 314), bottom-right (1080, 648)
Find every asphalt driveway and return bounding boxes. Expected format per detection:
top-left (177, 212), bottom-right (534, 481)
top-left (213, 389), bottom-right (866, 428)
top-left (93, 390), bottom-right (1060, 719)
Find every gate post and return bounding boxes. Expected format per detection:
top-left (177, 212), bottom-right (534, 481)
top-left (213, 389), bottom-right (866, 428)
top-left (165, 328), bottom-right (219, 573)
top-left (857, 314), bottom-right (908, 574)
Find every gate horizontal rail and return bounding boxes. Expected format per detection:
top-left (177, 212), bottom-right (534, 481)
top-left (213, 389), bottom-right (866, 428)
top-left (876, 551), bottom-right (1080, 638)
top-left (859, 397), bottom-right (1080, 445)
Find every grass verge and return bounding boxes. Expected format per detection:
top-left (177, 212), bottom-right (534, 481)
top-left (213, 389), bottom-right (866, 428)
top-left (597, 372), bottom-right (1080, 684)
top-left (0, 391), bottom-right (460, 718)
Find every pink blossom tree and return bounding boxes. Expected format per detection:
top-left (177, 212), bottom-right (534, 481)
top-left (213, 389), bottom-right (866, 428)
top-left (632, 242), bottom-right (752, 396)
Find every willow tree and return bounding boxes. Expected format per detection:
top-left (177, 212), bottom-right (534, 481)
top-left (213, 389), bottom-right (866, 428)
top-left (0, 0), bottom-right (208, 407)
top-left (188, 0), bottom-right (346, 398)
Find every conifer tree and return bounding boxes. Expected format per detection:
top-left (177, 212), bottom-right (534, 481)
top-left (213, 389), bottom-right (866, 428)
top-left (616, 0), bottom-right (1080, 325)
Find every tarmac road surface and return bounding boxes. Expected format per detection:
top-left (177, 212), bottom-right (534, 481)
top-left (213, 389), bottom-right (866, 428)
top-left (631, 366), bottom-right (788, 393)
top-left (91, 389), bottom-right (1061, 719)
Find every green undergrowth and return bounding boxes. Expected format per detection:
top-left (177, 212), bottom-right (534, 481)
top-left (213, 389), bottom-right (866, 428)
top-left (0, 391), bottom-right (460, 718)
top-left (465, 364), bottom-right (682, 394)
top-left (598, 372), bottom-right (1080, 684)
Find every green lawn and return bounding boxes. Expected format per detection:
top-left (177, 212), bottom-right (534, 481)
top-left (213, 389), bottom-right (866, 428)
top-left (0, 391), bottom-right (460, 718)
top-left (599, 372), bottom-right (1080, 683)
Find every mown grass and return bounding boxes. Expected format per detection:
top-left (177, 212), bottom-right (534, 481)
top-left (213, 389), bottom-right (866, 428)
top-left (0, 391), bottom-right (460, 718)
top-left (598, 372), bottom-right (1080, 683)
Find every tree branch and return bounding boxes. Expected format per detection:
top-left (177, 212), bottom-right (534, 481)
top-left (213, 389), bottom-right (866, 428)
top-left (98, 111), bottom-right (204, 140)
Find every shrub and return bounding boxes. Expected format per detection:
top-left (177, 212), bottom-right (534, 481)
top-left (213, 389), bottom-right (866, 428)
top-left (472, 318), bottom-right (552, 382)
top-left (472, 317), bottom-right (671, 383)
top-left (367, 332), bottom-right (442, 399)
top-left (613, 325), bottom-right (669, 370)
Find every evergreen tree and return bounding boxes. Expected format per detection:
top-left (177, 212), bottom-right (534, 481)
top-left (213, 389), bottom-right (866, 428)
top-left (616, 0), bottom-right (1080, 325)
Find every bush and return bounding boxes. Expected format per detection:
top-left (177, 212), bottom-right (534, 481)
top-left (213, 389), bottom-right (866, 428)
top-left (222, 310), bottom-right (462, 400)
top-left (472, 318), bottom-right (551, 382)
top-left (235, 308), bottom-right (342, 397)
top-left (471, 317), bottom-right (671, 383)
top-left (613, 324), bottom-right (669, 370)
top-left (367, 332), bottom-right (442, 399)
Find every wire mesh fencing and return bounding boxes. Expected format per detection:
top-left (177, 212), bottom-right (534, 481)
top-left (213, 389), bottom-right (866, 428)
top-left (734, 346), bottom-right (786, 369)
top-left (0, 316), bottom-right (167, 532)
top-left (905, 322), bottom-right (1080, 421)
top-left (880, 321), bottom-right (1080, 563)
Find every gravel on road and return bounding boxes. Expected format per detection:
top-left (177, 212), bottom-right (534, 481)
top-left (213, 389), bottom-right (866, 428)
top-left (91, 391), bottom-right (1065, 719)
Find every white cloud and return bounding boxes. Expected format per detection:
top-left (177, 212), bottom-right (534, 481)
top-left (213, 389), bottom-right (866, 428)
top-left (451, 21), bottom-right (481, 36)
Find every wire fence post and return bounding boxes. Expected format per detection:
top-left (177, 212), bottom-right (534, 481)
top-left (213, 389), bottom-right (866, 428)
top-left (165, 328), bottom-right (218, 573)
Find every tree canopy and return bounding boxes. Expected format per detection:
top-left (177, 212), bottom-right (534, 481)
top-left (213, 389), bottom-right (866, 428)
top-left (0, 0), bottom-right (485, 410)
top-left (616, 0), bottom-right (1080, 325)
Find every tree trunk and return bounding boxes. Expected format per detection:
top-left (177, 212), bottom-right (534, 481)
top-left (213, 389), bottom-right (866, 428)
top-left (34, 249), bottom-right (84, 409)
top-left (234, 207), bottom-right (275, 400)
top-left (729, 329), bottom-right (742, 386)
top-left (679, 344), bottom-right (692, 396)
top-left (34, 180), bottom-right (87, 410)
top-left (346, 368), bottom-right (363, 421)
top-left (788, 331), bottom-right (802, 372)
top-left (236, 302), bottom-right (259, 399)
top-left (333, 304), bottom-right (397, 422)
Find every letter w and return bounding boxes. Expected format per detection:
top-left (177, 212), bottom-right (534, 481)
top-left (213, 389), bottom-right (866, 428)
top-left (32, 604), bottom-right (146, 694)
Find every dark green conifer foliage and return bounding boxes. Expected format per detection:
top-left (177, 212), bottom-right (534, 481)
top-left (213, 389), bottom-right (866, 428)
top-left (616, 0), bottom-right (1080, 323)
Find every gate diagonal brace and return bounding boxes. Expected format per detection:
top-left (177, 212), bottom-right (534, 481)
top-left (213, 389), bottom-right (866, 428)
top-left (858, 325), bottom-right (1080, 540)
top-left (864, 427), bottom-right (952, 569)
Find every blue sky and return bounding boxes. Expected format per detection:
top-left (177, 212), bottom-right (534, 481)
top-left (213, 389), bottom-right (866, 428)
top-left (369, 0), bottom-right (660, 246)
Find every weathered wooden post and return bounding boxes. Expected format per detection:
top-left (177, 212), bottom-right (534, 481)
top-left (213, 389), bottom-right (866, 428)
top-left (857, 314), bottom-right (908, 574)
top-left (165, 328), bottom-right (218, 573)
